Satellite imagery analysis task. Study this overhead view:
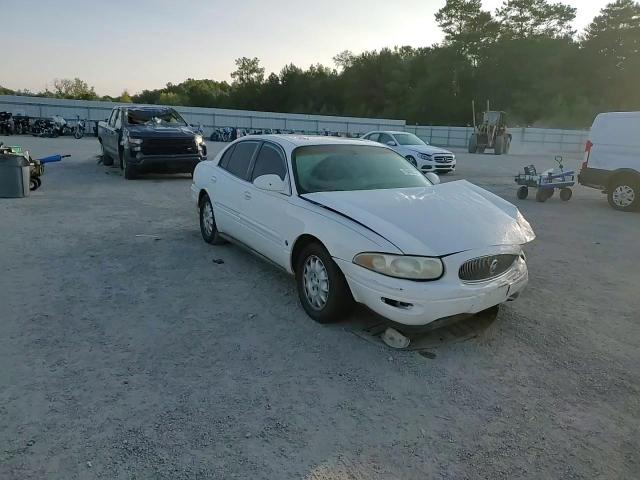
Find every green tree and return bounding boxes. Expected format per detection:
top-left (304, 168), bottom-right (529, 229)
top-left (496, 0), bottom-right (577, 39)
top-left (231, 57), bottom-right (265, 85)
top-left (435, 0), bottom-right (499, 58)
top-left (52, 78), bottom-right (98, 100)
top-left (119, 90), bottom-right (133, 103)
top-left (0, 85), bottom-right (14, 95)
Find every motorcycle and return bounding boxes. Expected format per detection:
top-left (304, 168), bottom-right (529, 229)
top-left (73, 116), bottom-right (86, 139)
top-left (0, 111), bottom-right (14, 134)
top-left (31, 118), bottom-right (57, 137)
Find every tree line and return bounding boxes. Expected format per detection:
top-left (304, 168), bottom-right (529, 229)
top-left (2, 0), bottom-right (639, 128)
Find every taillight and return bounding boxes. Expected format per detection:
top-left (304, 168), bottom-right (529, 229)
top-left (582, 140), bottom-right (593, 169)
top-left (585, 140), bottom-right (593, 153)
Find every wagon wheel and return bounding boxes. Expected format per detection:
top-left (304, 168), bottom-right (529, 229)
top-left (560, 188), bottom-right (572, 201)
top-left (29, 178), bottom-right (39, 191)
top-left (517, 186), bottom-right (529, 199)
top-left (536, 189), bottom-right (549, 202)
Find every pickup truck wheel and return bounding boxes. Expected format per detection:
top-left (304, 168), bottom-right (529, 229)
top-left (100, 142), bottom-right (114, 166)
top-left (295, 242), bottom-right (354, 324)
top-left (121, 150), bottom-right (137, 180)
top-left (608, 177), bottom-right (639, 211)
top-left (199, 194), bottom-right (226, 245)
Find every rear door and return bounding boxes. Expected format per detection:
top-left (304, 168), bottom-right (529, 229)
top-left (104, 109), bottom-right (120, 156)
top-left (589, 113), bottom-right (640, 172)
top-left (241, 141), bottom-right (292, 268)
top-left (213, 140), bottom-right (261, 240)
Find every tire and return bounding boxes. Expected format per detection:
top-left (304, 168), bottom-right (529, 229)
top-left (29, 178), bottom-right (38, 191)
top-left (468, 134), bottom-right (478, 154)
top-left (199, 194), bottom-right (226, 245)
top-left (494, 135), bottom-right (504, 155)
top-left (100, 142), bottom-right (114, 166)
top-left (517, 186), bottom-right (529, 199)
top-left (560, 188), bottom-right (572, 201)
top-left (121, 150), bottom-right (137, 180)
top-left (35, 177), bottom-right (42, 189)
top-left (295, 242), bottom-right (354, 324)
top-left (405, 155), bottom-right (417, 167)
top-left (608, 177), bottom-right (639, 212)
top-left (536, 189), bottom-right (549, 202)
top-left (504, 136), bottom-right (511, 154)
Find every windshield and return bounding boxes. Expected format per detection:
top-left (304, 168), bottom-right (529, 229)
top-left (393, 133), bottom-right (427, 146)
top-left (292, 144), bottom-right (432, 194)
top-left (125, 109), bottom-right (186, 126)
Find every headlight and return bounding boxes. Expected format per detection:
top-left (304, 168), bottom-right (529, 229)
top-left (353, 253), bottom-right (444, 280)
top-left (128, 137), bottom-right (143, 145)
top-left (195, 135), bottom-right (204, 146)
top-left (418, 153), bottom-right (432, 161)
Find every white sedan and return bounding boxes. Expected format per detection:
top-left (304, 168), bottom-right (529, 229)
top-left (191, 136), bottom-right (534, 326)
top-left (362, 131), bottom-right (456, 174)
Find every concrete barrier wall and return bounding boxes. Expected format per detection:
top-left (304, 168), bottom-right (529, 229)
top-left (1, 95), bottom-right (589, 154)
top-left (0, 95), bottom-right (405, 136)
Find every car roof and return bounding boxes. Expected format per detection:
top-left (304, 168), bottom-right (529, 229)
top-left (240, 134), bottom-right (372, 148)
top-left (120, 106), bottom-right (173, 111)
top-left (366, 130), bottom-right (411, 135)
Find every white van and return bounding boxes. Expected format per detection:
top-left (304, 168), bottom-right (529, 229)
top-left (578, 112), bottom-right (640, 211)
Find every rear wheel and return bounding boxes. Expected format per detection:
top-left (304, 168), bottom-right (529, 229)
top-left (295, 242), bottom-right (354, 324)
top-left (560, 188), bottom-right (572, 201)
top-left (608, 178), bottom-right (639, 211)
top-left (536, 189), bottom-right (553, 202)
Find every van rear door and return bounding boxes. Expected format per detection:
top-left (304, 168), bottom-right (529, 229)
top-left (587, 112), bottom-right (640, 172)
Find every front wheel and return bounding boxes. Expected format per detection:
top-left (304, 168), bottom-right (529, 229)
top-left (295, 242), bottom-right (354, 324)
top-left (560, 188), bottom-right (572, 201)
top-left (608, 179), bottom-right (639, 211)
top-left (121, 150), bottom-right (137, 180)
top-left (517, 186), bottom-right (529, 199)
top-left (494, 135), bottom-right (504, 155)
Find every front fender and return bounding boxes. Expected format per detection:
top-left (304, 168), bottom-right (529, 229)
top-left (287, 200), bottom-right (402, 274)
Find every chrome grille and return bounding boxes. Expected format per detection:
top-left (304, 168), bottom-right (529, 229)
top-left (459, 254), bottom-right (518, 282)
top-left (434, 155), bottom-right (454, 164)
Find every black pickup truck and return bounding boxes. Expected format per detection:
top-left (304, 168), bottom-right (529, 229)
top-left (97, 106), bottom-right (207, 179)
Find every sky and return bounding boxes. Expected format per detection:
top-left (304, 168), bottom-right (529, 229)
top-left (1, 0), bottom-right (613, 96)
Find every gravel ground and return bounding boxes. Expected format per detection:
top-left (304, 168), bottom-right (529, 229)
top-left (1, 135), bottom-right (638, 479)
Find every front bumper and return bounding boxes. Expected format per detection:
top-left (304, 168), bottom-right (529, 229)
top-left (419, 159), bottom-right (456, 173)
top-left (336, 246), bottom-right (528, 326)
top-left (128, 152), bottom-right (206, 173)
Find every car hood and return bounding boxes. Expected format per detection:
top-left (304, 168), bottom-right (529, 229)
top-left (406, 145), bottom-right (453, 156)
top-left (301, 180), bottom-right (535, 256)
top-left (126, 125), bottom-right (197, 139)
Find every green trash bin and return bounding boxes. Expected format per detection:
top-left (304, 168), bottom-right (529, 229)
top-left (0, 153), bottom-right (31, 198)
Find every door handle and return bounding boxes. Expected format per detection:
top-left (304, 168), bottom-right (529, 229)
top-left (244, 191), bottom-right (252, 200)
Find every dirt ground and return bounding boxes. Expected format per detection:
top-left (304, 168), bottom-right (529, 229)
top-left (1, 135), bottom-right (638, 479)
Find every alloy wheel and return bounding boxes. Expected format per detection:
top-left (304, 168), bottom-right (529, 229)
top-left (303, 255), bottom-right (330, 310)
top-left (612, 185), bottom-right (635, 208)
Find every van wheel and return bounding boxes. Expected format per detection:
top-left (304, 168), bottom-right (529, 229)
top-left (608, 178), bottom-right (639, 211)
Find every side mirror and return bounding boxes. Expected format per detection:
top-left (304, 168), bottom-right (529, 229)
top-left (253, 174), bottom-right (286, 193)
top-left (386, 140), bottom-right (397, 147)
top-left (425, 172), bottom-right (441, 185)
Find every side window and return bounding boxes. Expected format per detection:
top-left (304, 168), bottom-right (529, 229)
top-left (224, 141), bottom-right (259, 180)
top-left (114, 111), bottom-right (122, 129)
top-left (251, 143), bottom-right (287, 181)
top-left (366, 133), bottom-right (379, 143)
top-left (108, 110), bottom-right (117, 127)
top-left (378, 133), bottom-right (393, 144)
top-left (218, 145), bottom-right (235, 168)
